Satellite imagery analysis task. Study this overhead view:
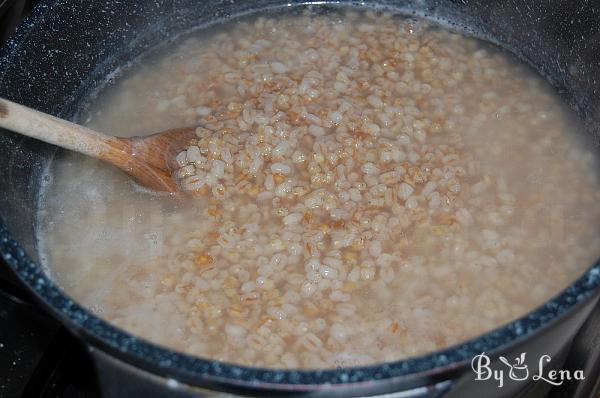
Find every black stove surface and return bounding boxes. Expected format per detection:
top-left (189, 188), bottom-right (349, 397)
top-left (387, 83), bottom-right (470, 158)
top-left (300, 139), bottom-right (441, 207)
top-left (0, 264), bottom-right (99, 398)
top-left (1, 1), bottom-right (600, 398)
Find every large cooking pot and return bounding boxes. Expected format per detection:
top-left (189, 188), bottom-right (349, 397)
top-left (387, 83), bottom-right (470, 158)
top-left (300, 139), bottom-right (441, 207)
top-left (1, 1), bottom-right (600, 397)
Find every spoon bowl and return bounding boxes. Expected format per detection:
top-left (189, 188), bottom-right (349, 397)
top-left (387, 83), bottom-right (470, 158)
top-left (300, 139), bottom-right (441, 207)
top-left (0, 98), bottom-right (196, 193)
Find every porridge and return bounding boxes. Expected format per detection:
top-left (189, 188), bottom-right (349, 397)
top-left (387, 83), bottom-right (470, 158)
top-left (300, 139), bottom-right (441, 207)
top-left (38, 8), bottom-right (600, 369)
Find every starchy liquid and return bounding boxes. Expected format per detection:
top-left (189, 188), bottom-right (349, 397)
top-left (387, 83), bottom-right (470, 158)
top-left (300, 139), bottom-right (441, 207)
top-left (38, 8), bottom-right (600, 369)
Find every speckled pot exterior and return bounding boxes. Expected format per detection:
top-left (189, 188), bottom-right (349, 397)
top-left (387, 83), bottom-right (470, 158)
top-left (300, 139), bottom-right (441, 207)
top-left (1, 1), bottom-right (600, 397)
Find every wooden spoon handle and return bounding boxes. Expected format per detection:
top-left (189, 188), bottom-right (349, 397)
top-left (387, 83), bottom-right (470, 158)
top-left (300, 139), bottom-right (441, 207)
top-left (0, 98), bottom-right (126, 160)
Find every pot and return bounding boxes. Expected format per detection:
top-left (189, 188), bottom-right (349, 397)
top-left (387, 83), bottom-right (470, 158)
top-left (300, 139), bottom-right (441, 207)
top-left (1, 1), bottom-right (600, 397)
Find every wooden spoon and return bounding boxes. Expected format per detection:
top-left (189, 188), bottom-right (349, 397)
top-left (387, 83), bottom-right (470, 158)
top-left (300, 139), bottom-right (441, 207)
top-left (0, 98), bottom-right (196, 193)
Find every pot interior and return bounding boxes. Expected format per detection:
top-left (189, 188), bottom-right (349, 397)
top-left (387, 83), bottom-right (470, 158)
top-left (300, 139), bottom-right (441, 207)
top-left (1, 0), bottom-right (600, 392)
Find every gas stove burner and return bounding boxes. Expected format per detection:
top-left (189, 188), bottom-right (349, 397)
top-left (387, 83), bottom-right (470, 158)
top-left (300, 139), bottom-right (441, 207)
top-left (0, 280), bottom-right (97, 397)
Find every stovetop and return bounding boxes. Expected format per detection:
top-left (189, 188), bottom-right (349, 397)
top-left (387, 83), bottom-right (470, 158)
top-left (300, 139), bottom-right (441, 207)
top-left (1, 1), bottom-right (600, 398)
top-left (0, 264), bottom-right (100, 398)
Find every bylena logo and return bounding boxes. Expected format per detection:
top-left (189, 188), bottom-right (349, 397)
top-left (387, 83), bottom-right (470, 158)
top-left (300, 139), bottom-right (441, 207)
top-left (471, 352), bottom-right (585, 388)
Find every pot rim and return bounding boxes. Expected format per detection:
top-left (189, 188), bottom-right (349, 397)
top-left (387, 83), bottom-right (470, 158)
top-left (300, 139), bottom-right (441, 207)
top-left (1, 0), bottom-right (600, 394)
